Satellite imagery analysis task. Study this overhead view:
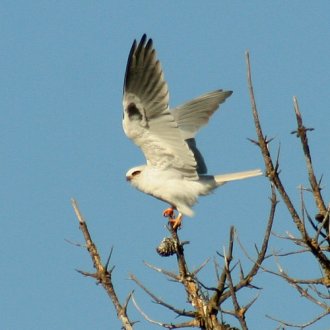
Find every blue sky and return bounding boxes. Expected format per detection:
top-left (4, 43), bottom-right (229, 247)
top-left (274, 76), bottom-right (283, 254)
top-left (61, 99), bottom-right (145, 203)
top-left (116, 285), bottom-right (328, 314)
top-left (1, 1), bottom-right (329, 329)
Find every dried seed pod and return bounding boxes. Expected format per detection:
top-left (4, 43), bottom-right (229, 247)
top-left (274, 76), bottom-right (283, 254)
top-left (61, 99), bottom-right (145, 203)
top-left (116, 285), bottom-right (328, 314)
top-left (156, 237), bottom-right (177, 257)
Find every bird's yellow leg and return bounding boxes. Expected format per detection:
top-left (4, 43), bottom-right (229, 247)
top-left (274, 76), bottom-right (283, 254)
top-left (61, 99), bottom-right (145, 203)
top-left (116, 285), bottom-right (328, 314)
top-left (169, 213), bottom-right (183, 230)
top-left (163, 207), bottom-right (175, 218)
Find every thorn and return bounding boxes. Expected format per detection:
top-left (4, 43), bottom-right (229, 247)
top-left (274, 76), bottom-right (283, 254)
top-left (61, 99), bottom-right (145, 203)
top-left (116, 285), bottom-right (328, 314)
top-left (192, 258), bottom-right (210, 275)
top-left (247, 137), bottom-right (260, 146)
top-left (109, 265), bottom-right (116, 274)
top-left (264, 135), bottom-right (275, 144)
top-left (123, 290), bottom-right (134, 312)
top-left (105, 246), bottom-right (114, 271)
top-left (291, 126), bottom-right (315, 137)
top-left (64, 238), bottom-right (86, 248)
top-left (76, 269), bottom-right (97, 279)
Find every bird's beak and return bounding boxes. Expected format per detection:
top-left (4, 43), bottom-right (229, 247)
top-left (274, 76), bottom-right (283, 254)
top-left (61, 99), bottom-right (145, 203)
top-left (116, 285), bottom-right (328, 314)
top-left (126, 175), bottom-right (132, 182)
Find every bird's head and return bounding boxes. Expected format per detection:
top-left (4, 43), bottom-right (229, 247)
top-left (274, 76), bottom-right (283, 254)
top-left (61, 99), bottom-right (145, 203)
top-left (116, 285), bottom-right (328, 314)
top-left (126, 165), bottom-right (146, 184)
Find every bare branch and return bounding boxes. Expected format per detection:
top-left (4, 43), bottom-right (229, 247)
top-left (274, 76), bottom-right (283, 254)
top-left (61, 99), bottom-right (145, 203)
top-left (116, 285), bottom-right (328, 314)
top-left (143, 261), bottom-right (180, 281)
top-left (266, 309), bottom-right (330, 329)
top-left (246, 51), bottom-right (305, 236)
top-left (218, 186), bottom-right (276, 306)
top-left (210, 228), bottom-right (234, 308)
top-left (285, 278), bottom-right (329, 310)
top-left (168, 228), bottom-right (210, 311)
top-left (131, 295), bottom-right (199, 329)
top-left (224, 246), bottom-right (248, 330)
top-left (246, 185), bottom-right (277, 276)
top-left (70, 199), bottom-right (135, 330)
top-left (245, 52), bottom-right (330, 283)
top-left (292, 96), bottom-right (328, 224)
top-left (129, 273), bottom-right (195, 318)
top-left (192, 258), bottom-right (211, 276)
top-left (169, 225), bottom-right (236, 329)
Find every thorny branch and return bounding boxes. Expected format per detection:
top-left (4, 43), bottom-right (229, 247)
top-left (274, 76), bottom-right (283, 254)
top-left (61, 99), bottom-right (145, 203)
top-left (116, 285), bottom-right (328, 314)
top-left (70, 197), bottom-right (270, 329)
top-left (266, 309), bottom-right (330, 329)
top-left (292, 97), bottom-right (327, 226)
top-left (70, 199), bottom-right (135, 330)
top-left (129, 273), bottom-right (195, 318)
top-left (166, 226), bottom-right (226, 329)
top-left (213, 185), bottom-right (277, 306)
top-left (223, 232), bottom-right (248, 330)
top-left (131, 294), bottom-right (199, 329)
top-left (246, 51), bottom-right (330, 269)
top-left (131, 198), bottom-right (275, 330)
top-left (246, 51), bottom-right (304, 235)
top-left (245, 51), bottom-right (330, 327)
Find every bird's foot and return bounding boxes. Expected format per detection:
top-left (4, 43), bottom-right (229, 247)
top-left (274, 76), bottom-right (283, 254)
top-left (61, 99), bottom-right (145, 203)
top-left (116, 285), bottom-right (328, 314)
top-left (169, 214), bottom-right (183, 230)
top-left (163, 207), bottom-right (175, 219)
top-left (163, 208), bottom-right (182, 230)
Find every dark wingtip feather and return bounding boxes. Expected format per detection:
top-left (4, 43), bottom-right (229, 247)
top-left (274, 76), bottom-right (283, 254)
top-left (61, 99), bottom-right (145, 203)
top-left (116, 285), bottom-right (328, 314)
top-left (123, 38), bottom-right (137, 92)
top-left (140, 33), bottom-right (147, 45)
top-left (124, 34), bottom-right (153, 93)
top-left (216, 89), bottom-right (233, 96)
top-left (145, 36), bottom-right (153, 51)
top-left (135, 34), bottom-right (147, 56)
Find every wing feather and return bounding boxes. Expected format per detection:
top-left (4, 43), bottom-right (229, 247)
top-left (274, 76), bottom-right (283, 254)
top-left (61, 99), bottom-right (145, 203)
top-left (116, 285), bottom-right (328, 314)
top-left (123, 35), bottom-right (198, 179)
top-left (172, 90), bottom-right (233, 140)
top-left (170, 90), bottom-right (233, 174)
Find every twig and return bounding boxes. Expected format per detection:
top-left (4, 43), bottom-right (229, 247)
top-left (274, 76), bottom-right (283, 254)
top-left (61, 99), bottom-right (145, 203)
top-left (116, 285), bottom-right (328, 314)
top-left (245, 51), bottom-right (330, 284)
top-left (129, 274), bottom-right (195, 318)
top-left (143, 261), bottom-right (180, 281)
top-left (292, 96), bottom-right (327, 224)
top-left (70, 198), bottom-right (135, 330)
top-left (192, 258), bottom-right (211, 276)
top-left (131, 294), bottom-right (199, 329)
top-left (286, 279), bottom-right (329, 310)
top-left (266, 309), bottom-right (330, 329)
top-left (168, 227), bottom-right (208, 310)
top-left (224, 236), bottom-right (248, 330)
top-left (209, 229), bottom-right (234, 309)
top-left (169, 226), bottom-right (233, 329)
top-left (246, 51), bottom-right (305, 236)
top-left (218, 186), bottom-right (276, 305)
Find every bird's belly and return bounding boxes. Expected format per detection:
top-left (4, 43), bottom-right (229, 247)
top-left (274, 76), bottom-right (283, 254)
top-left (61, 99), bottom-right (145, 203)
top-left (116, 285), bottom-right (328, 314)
top-left (145, 174), bottom-right (199, 208)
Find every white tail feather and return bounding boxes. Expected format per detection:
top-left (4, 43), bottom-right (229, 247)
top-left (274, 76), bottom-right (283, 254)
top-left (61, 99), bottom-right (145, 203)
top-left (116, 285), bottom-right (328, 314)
top-left (215, 169), bottom-right (263, 185)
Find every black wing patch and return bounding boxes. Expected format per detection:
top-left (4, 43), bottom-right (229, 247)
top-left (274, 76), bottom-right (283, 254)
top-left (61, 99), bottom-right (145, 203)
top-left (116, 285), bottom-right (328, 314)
top-left (185, 138), bottom-right (207, 174)
top-left (126, 103), bottom-right (142, 120)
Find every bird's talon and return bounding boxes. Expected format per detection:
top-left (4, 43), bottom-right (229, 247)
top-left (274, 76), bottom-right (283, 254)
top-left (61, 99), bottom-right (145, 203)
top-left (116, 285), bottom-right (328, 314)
top-left (163, 207), bottom-right (175, 218)
top-left (169, 214), bottom-right (183, 230)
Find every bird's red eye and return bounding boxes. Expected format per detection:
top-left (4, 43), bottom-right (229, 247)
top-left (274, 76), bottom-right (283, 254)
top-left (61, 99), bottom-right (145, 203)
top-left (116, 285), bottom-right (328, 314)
top-left (131, 170), bottom-right (141, 177)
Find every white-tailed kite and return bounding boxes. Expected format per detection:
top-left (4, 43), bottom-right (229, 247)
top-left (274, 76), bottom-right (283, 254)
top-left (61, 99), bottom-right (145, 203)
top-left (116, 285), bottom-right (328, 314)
top-left (123, 34), bottom-right (262, 229)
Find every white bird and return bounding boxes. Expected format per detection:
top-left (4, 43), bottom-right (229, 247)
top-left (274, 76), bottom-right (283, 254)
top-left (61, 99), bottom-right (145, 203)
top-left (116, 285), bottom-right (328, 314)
top-left (123, 34), bottom-right (262, 229)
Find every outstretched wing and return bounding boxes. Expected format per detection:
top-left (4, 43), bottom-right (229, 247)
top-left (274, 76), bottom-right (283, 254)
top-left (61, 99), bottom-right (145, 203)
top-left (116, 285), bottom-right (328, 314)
top-left (172, 90), bottom-right (233, 140)
top-left (123, 34), bottom-right (198, 179)
top-left (171, 90), bottom-right (233, 174)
